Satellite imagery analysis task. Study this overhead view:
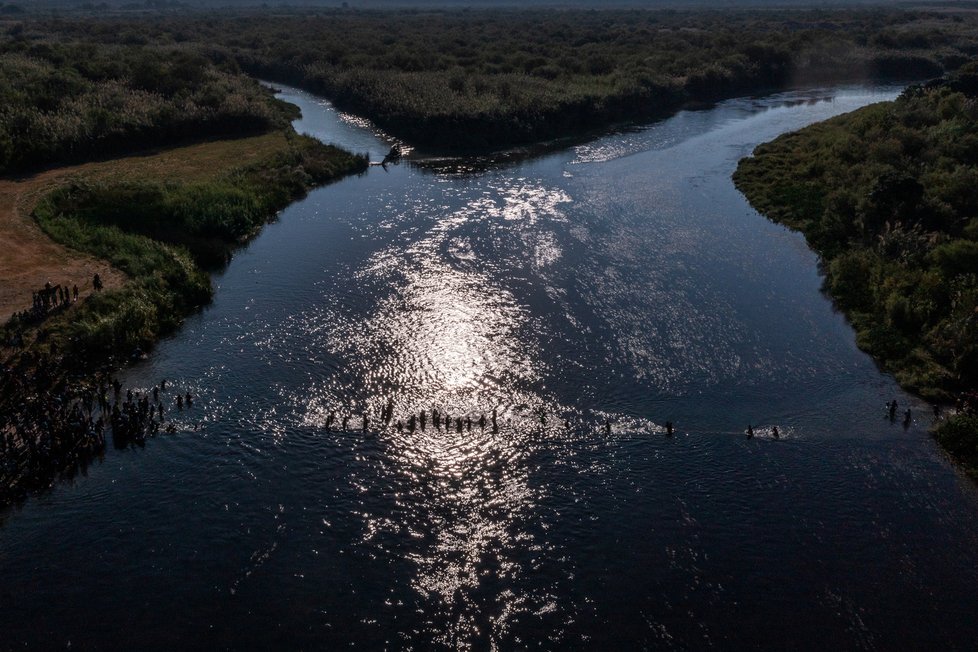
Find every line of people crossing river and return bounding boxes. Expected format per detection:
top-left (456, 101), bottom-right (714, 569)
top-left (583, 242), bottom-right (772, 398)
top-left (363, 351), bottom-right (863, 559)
top-left (4, 352), bottom-right (969, 506)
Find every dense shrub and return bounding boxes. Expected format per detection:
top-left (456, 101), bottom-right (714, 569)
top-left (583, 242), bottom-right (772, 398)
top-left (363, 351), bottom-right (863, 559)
top-left (0, 41), bottom-right (296, 173)
top-left (935, 413), bottom-right (978, 473)
top-left (735, 69), bottom-right (978, 400)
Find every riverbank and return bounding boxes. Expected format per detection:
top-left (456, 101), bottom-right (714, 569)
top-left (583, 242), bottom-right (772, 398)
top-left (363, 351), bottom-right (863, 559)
top-left (0, 129), bottom-right (367, 504)
top-left (733, 69), bottom-right (978, 475)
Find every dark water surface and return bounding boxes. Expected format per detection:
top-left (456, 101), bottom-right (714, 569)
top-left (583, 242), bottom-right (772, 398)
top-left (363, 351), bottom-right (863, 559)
top-left (3, 86), bottom-right (978, 650)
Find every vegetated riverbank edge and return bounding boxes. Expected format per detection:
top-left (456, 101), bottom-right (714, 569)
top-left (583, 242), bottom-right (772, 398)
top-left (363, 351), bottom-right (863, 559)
top-left (0, 128), bottom-right (367, 506)
top-left (734, 69), bottom-right (978, 476)
top-left (246, 68), bottom-right (948, 159)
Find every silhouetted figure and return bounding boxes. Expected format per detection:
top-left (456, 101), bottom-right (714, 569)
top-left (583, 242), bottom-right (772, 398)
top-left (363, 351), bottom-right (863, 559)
top-left (433, 409), bottom-right (440, 430)
top-left (362, 413), bottom-right (369, 432)
top-left (747, 424), bottom-right (754, 439)
top-left (772, 425), bottom-right (780, 439)
top-left (409, 414), bottom-right (416, 433)
top-left (888, 400), bottom-right (898, 420)
top-left (396, 420), bottom-right (403, 433)
top-left (93, 273), bottom-right (103, 291)
top-left (72, 285), bottom-right (79, 301)
top-left (342, 415), bottom-right (350, 430)
top-left (420, 411), bottom-right (427, 431)
top-left (605, 419), bottom-right (611, 435)
top-left (466, 416), bottom-right (472, 432)
top-left (326, 411), bottom-right (335, 431)
top-left (904, 408), bottom-right (912, 427)
top-left (564, 419), bottom-right (570, 429)
top-left (177, 394), bottom-right (183, 410)
top-left (185, 392), bottom-right (193, 407)
top-left (381, 144), bottom-right (402, 169)
top-left (479, 414), bottom-right (487, 431)
top-left (666, 421), bottom-right (674, 437)
top-left (456, 417), bottom-right (463, 433)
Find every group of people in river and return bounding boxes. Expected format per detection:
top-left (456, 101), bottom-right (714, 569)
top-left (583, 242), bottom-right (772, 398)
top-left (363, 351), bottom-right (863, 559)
top-left (325, 404), bottom-right (690, 439)
top-left (886, 399), bottom-right (916, 427)
top-left (330, 401), bottom-right (504, 435)
top-left (2, 337), bottom-right (970, 506)
top-left (0, 360), bottom-right (193, 501)
top-left (745, 424), bottom-right (778, 439)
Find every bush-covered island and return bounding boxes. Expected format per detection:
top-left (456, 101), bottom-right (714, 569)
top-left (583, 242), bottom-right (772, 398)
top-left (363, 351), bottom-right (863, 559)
top-left (734, 66), bottom-right (978, 475)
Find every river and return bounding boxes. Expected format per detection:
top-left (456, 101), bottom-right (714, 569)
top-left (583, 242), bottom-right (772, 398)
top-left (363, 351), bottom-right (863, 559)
top-left (2, 84), bottom-right (978, 650)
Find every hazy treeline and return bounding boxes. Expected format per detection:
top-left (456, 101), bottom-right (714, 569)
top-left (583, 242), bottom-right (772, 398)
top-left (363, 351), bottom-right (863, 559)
top-left (0, 36), bottom-right (298, 173)
top-left (735, 66), bottom-right (978, 403)
top-left (12, 8), bottom-right (978, 151)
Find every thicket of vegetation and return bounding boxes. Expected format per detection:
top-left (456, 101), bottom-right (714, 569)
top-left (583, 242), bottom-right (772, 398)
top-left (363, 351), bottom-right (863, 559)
top-left (17, 8), bottom-right (978, 151)
top-left (734, 66), bottom-right (978, 472)
top-left (0, 37), bottom-right (297, 173)
top-left (29, 136), bottom-right (367, 365)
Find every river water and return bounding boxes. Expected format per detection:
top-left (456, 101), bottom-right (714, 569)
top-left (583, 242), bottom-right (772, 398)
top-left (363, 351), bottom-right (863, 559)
top-left (3, 85), bottom-right (978, 650)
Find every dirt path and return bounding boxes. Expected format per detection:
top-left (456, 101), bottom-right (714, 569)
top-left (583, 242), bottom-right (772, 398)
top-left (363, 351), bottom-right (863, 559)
top-left (0, 171), bottom-right (124, 323)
